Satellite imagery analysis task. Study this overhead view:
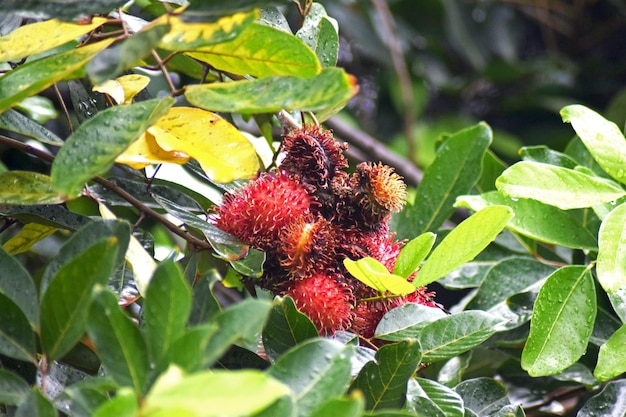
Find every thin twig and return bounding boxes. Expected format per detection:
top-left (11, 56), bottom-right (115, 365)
top-left (53, 84), bottom-right (74, 134)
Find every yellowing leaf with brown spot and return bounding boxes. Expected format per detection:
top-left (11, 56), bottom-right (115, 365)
top-left (151, 107), bottom-right (260, 183)
top-left (0, 17), bottom-right (107, 63)
top-left (93, 74), bottom-right (150, 105)
top-left (3, 223), bottom-right (58, 255)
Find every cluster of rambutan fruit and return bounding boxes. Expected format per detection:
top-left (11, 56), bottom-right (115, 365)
top-left (211, 125), bottom-right (435, 338)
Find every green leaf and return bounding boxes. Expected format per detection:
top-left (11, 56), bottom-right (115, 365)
top-left (0, 39), bottom-right (114, 113)
top-left (467, 257), bottom-right (555, 310)
top-left (454, 378), bottom-right (509, 416)
top-left (88, 24), bottom-right (170, 84)
top-left (269, 339), bottom-right (354, 417)
top-left (40, 237), bottom-right (119, 360)
top-left (185, 67), bottom-right (356, 114)
top-left (349, 340), bottom-right (421, 411)
top-left (0, 171), bottom-right (64, 205)
top-left (0, 246), bottom-right (39, 327)
top-left (167, 324), bottom-right (218, 373)
top-left (577, 380), bottom-right (626, 417)
top-left (203, 299), bottom-right (271, 367)
top-left (3, 0), bottom-right (126, 20)
top-left (496, 161), bottom-right (625, 209)
top-left (413, 378), bottom-right (464, 417)
top-left (375, 303), bottom-right (447, 342)
top-left (596, 202), bottom-right (626, 293)
top-left (520, 145), bottom-right (579, 169)
top-left (15, 389), bottom-right (57, 417)
top-left (419, 311), bottom-right (503, 362)
top-left (0, 293), bottom-right (36, 363)
top-left (521, 266), bottom-right (596, 376)
top-left (142, 367), bottom-right (290, 417)
top-left (262, 296), bottom-right (319, 361)
top-left (561, 104), bottom-right (626, 184)
top-left (296, 3), bottom-right (339, 67)
top-left (594, 323), bottom-right (626, 380)
top-left (60, 378), bottom-right (119, 417)
top-left (0, 109), bottom-right (63, 145)
top-left (142, 260), bottom-right (192, 367)
top-left (92, 387), bottom-right (137, 417)
top-left (393, 232), bottom-right (437, 278)
top-left (414, 206), bottom-right (514, 287)
top-left (185, 22), bottom-right (321, 77)
top-left (343, 257), bottom-right (415, 295)
top-left (310, 394), bottom-right (365, 417)
top-left (456, 192), bottom-right (598, 250)
top-left (51, 97), bottom-right (174, 198)
top-left (394, 122), bottom-right (492, 239)
top-left (0, 369), bottom-right (31, 405)
top-left (0, 204), bottom-right (92, 231)
top-left (87, 288), bottom-right (149, 395)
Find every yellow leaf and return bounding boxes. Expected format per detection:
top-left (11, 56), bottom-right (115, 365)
top-left (116, 128), bottom-right (190, 169)
top-left (2, 223), bottom-right (58, 254)
top-left (0, 17), bottom-right (108, 63)
top-left (343, 257), bottom-right (415, 296)
top-left (149, 107), bottom-right (259, 183)
top-left (93, 74), bottom-right (151, 105)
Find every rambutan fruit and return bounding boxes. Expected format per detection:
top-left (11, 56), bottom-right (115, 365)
top-left (283, 273), bottom-right (355, 335)
top-left (280, 124), bottom-right (348, 192)
top-left (278, 217), bottom-right (337, 276)
top-left (211, 173), bottom-right (312, 250)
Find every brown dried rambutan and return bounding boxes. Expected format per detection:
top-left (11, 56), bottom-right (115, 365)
top-left (278, 216), bottom-right (337, 276)
top-left (280, 124), bottom-right (349, 192)
top-left (283, 273), bottom-right (355, 335)
top-left (211, 173), bottom-right (312, 250)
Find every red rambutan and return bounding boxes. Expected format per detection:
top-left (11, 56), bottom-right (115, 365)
top-left (278, 217), bottom-right (337, 276)
top-left (283, 273), bottom-right (355, 335)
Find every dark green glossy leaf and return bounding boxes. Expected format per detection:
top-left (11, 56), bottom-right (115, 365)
top-left (577, 380), bottom-right (626, 417)
top-left (476, 150), bottom-right (506, 193)
top-left (520, 145), bottom-right (578, 169)
top-left (0, 246), bottom-right (38, 327)
top-left (350, 340), bottom-right (421, 411)
top-left (467, 257), bottom-right (555, 310)
top-left (296, 3), bottom-right (339, 67)
top-left (59, 378), bottom-right (118, 417)
top-left (413, 378), bottom-right (464, 417)
top-left (456, 192), bottom-right (598, 250)
top-left (88, 24), bottom-right (170, 84)
top-left (0, 369), bottom-right (30, 405)
top-left (454, 378), bottom-right (509, 416)
top-left (40, 237), bottom-right (119, 360)
top-left (87, 289), bottom-right (149, 394)
top-left (414, 206), bottom-right (513, 287)
top-left (521, 266), bottom-right (596, 376)
top-left (0, 204), bottom-right (92, 230)
top-left (419, 311), bottom-right (503, 362)
top-left (15, 389), bottom-right (56, 417)
top-left (3, 0), bottom-right (126, 20)
top-left (0, 171), bottom-right (64, 205)
top-left (438, 261), bottom-right (497, 289)
top-left (395, 122), bottom-right (492, 239)
top-left (185, 0), bottom-right (290, 16)
top-left (167, 324), bottom-right (218, 373)
top-left (262, 296), bottom-right (318, 361)
top-left (0, 109), bottom-right (63, 145)
top-left (51, 97), bottom-right (174, 198)
top-left (492, 404), bottom-right (525, 417)
top-left (0, 293), bottom-right (36, 363)
top-left (552, 363), bottom-right (599, 390)
top-left (186, 67), bottom-right (356, 114)
top-left (188, 272), bottom-right (222, 325)
top-left (375, 303), bottom-right (447, 342)
top-left (269, 338), bottom-right (354, 417)
top-left (203, 299), bottom-right (271, 367)
top-left (393, 232), bottom-right (436, 278)
top-left (142, 260), bottom-right (191, 366)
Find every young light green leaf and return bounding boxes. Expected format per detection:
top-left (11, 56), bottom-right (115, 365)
top-left (0, 293), bottom-right (36, 363)
top-left (0, 246), bottom-right (39, 327)
top-left (596, 202), bottom-right (626, 293)
top-left (0, 171), bottom-right (64, 205)
top-left (414, 206), bottom-right (514, 287)
top-left (0, 109), bottom-right (63, 145)
top-left (262, 296), bottom-right (319, 361)
top-left (349, 340), bottom-right (422, 411)
top-left (594, 323), bottom-right (626, 381)
top-left (142, 260), bottom-right (192, 367)
top-left (267, 339), bottom-right (354, 417)
top-left (394, 122), bottom-right (492, 239)
top-left (521, 266), bottom-right (596, 376)
top-left (561, 104), bottom-right (626, 184)
top-left (310, 394), bottom-right (364, 417)
top-left (393, 232), bottom-right (437, 278)
top-left (143, 367), bottom-right (290, 417)
top-left (87, 288), bottom-right (149, 395)
top-left (3, 222), bottom-right (58, 255)
top-left (343, 257), bottom-right (415, 295)
top-left (419, 311), bottom-right (504, 362)
top-left (456, 192), bottom-right (598, 250)
top-left (185, 67), bottom-right (357, 114)
top-left (375, 303), bottom-right (447, 342)
top-left (92, 387), bottom-right (137, 417)
top-left (51, 97), bottom-right (174, 198)
top-left (413, 378), bottom-right (465, 417)
top-left (0, 39), bottom-right (114, 113)
top-left (40, 237), bottom-right (119, 360)
top-left (496, 161), bottom-right (625, 209)
top-left (185, 23), bottom-right (321, 77)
